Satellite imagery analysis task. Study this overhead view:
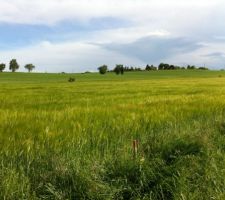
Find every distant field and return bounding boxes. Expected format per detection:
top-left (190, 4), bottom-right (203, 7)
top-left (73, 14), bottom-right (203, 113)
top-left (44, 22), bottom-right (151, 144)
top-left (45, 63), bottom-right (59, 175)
top-left (1, 70), bottom-right (225, 199)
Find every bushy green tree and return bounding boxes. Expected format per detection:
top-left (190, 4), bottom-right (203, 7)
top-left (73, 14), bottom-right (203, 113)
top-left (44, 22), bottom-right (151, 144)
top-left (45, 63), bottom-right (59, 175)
top-left (98, 65), bottom-right (108, 74)
top-left (187, 65), bottom-right (196, 70)
top-left (0, 63), bottom-right (6, 72)
top-left (158, 63), bottom-right (165, 70)
top-left (24, 64), bottom-right (35, 72)
top-left (158, 63), bottom-right (181, 70)
top-left (114, 65), bottom-right (121, 75)
top-left (146, 64), bottom-right (157, 71)
top-left (114, 64), bottom-right (124, 75)
top-left (9, 59), bottom-right (19, 72)
top-left (121, 65), bottom-right (124, 74)
top-left (169, 65), bottom-right (175, 70)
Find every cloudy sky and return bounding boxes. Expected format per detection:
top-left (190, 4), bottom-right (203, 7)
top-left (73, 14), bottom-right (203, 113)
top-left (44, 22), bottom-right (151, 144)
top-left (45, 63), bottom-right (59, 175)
top-left (0, 0), bottom-right (225, 72)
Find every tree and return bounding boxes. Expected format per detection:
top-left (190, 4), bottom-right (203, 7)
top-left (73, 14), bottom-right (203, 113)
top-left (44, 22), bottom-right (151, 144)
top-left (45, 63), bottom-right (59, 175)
top-left (164, 63), bottom-right (170, 70)
top-left (158, 63), bottom-right (177, 70)
top-left (24, 64), bottom-right (35, 72)
top-left (9, 59), bottom-right (19, 72)
top-left (158, 63), bottom-right (165, 70)
top-left (114, 64), bottom-right (124, 75)
top-left (169, 65), bottom-right (175, 70)
top-left (187, 65), bottom-right (196, 70)
top-left (121, 65), bottom-right (124, 75)
top-left (146, 64), bottom-right (151, 71)
top-left (146, 64), bottom-right (157, 71)
top-left (0, 63), bottom-right (6, 72)
top-left (98, 65), bottom-right (108, 74)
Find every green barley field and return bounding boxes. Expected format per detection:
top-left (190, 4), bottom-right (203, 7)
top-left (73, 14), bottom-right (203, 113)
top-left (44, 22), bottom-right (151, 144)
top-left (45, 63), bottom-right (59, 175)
top-left (1, 70), bottom-right (225, 199)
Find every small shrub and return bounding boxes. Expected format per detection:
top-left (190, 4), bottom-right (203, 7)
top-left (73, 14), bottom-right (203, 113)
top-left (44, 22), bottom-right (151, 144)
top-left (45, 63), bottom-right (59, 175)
top-left (68, 77), bottom-right (75, 82)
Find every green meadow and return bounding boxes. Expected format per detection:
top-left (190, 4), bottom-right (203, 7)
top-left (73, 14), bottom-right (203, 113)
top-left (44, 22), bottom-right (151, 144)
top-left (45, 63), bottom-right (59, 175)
top-left (1, 70), bottom-right (225, 199)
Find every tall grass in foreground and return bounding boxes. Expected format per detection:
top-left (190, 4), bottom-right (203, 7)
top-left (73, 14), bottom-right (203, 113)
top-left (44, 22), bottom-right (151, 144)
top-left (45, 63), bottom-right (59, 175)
top-left (1, 71), bottom-right (225, 199)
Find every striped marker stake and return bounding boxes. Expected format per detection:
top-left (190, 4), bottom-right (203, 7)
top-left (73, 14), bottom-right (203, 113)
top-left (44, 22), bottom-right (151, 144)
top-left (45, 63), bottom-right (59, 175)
top-left (133, 140), bottom-right (139, 159)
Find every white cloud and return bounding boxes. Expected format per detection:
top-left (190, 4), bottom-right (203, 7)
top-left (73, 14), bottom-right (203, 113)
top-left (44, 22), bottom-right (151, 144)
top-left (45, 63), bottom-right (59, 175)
top-left (90, 28), bottom-right (170, 44)
top-left (1, 37), bottom-right (225, 72)
top-left (0, 41), bottom-right (144, 72)
top-left (1, 0), bottom-right (224, 46)
top-left (0, 0), bottom-right (225, 71)
top-left (0, 0), bottom-right (222, 25)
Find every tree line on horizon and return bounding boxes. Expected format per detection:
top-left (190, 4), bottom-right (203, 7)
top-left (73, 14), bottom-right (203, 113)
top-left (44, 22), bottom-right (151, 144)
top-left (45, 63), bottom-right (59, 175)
top-left (98, 63), bottom-right (209, 75)
top-left (0, 59), bottom-right (209, 74)
top-left (0, 59), bottom-right (35, 73)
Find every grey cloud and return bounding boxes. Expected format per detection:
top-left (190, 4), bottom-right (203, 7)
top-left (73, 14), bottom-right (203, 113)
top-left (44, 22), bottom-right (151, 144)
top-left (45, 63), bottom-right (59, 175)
top-left (202, 52), bottom-right (225, 58)
top-left (100, 36), bottom-right (203, 63)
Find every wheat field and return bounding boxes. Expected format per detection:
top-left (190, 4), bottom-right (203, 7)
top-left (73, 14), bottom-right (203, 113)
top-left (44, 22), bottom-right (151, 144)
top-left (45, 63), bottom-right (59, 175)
top-left (1, 70), bottom-right (225, 199)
